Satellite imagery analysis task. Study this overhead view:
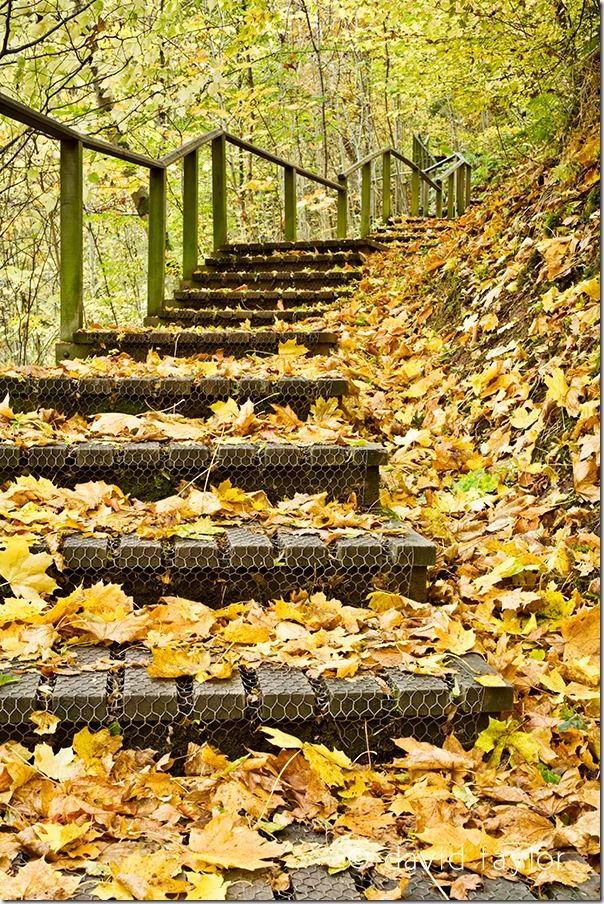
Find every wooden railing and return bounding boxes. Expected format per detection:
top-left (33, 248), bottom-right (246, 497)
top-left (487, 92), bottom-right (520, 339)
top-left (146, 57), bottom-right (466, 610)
top-left (0, 91), bottom-right (472, 351)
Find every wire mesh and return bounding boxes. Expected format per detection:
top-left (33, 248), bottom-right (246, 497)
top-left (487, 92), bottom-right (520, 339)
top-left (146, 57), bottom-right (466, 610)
top-left (0, 441), bottom-right (385, 506)
top-left (0, 375), bottom-right (349, 418)
top-left (0, 649), bottom-right (513, 762)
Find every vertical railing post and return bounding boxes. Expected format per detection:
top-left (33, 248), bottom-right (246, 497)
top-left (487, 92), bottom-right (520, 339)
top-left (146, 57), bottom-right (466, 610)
top-left (420, 176), bottom-right (428, 216)
top-left (337, 176), bottom-right (347, 239)
top-left (360, 160), bottom-right (372, 238)
top-left (410, 167), bottom-right (420, 217)
top-left (284, 165), bottom-right (297, 242)
top-left (212, 132), bottom-right (227, 251)
top-left (456, 164), bottom-right (466, 215)
top-left (412, 134), bottom-right (420, 167)
top-left (382, 150), bottom-right (391, 223)
top-left (59, 138), bottom-right (84, 343)
top-left (464, 162), bottom-right (472, 208)
top-left (447, 172), bottom-right (456, 218)
top-left (147, 166), bottom-right (166, 318)
top-left (435, 179), bottom-right (443, 218)
top-left (182, 149), bottom-right (198, 281)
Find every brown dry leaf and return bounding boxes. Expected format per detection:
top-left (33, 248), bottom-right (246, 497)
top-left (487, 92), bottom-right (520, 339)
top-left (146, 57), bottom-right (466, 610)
top-left (188, 813), bottom-right (290, 870)
top-left (0, 859), bottom-right (81, 899)
top-left (449, 874), bottom-right (483, 900)
top-left (530, 859), bottom-right (593, 887)
top-left (393, 737), bottom-right (475, 771)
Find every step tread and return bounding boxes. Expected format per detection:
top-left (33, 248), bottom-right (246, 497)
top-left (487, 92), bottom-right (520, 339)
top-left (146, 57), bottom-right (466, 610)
top-left (69, 328), bottom-right (338, 359)
top-left (0, 373), bottom-right (349, 418)
top-left (74, 327), bottom-right (338, 343)
top-left (50, 527), bottom-right (437, 571)
top-left (0, 653), bottom-right (512, 728)
top-left (218, 238), bottom-right (387, 253)
top-left (0, 439), bottom-right (386, 465)
top-left (152, 307), bottom-right (329, 325)
top-left (191, 268), bottom-right (361, 282)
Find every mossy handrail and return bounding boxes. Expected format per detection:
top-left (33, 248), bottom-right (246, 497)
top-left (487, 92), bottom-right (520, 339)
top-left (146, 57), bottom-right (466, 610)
top-left (0, 91), bottom-right (471, 357)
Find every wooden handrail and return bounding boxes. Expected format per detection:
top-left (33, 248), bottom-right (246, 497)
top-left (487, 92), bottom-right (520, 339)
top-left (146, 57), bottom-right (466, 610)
top-left (339, 146), bottom-right (391, 179)
top-left (224, 132), bottom-right (343, 192)
top-left (0, 91), bottom-right (161, 169)
top-left (159, 129), bottom-right (224, 166)
top-left (0, 89), bottom-right (471, 357)
top-left (389, 151), bottom-right (442, 192)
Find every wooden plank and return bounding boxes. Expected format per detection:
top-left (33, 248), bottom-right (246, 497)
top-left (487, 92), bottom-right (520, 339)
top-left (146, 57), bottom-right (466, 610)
top-left (59, 139), bottom-right (83, 342)
top-left (212, 133), bottom-right (228, 251)
top-left (382, 150), bottom-right (391, 223)
top-left (456, 164), bottom-right (466, 215)
top-left (283, 164), bottom-right (297, 242)
top-left (360, 160), bottom-right (371, 238)
top-left (464, 162), bottom-right (472, 208)
top-left (336, 177), bottom-right (347, 239)
top-left (147, 166), bottom-right (166, 317)
top-left (447, 172), bottom-right (455, 219)
top-left (182, 149), bottom-right (198, 281)
top-left (435, 179), bottom-right (443, 218)
top-left (410, 167), bottom-right (420, 217)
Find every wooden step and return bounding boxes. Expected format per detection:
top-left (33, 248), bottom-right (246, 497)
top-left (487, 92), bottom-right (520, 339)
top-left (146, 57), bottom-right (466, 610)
top-left (218, 238), bottom-right (387, 254)
top-left (0, 649), bottom-right (511, 759)
top-left (68, 327), bottom-right (338, 360)
top-left (149, 307), bottom-right (329, 326)
top-left (0, 441), bottom-right (386, 507)
top-left (190, 268), bottom-right (361, 290)
top-left (173, 288), bottom-right (343, 309)
top-left (0, 374), bottom-right (349, 418)
top-left (25, 526), bottom-right (436, 607)
top-left (203, 251), bottom-right (365, 271)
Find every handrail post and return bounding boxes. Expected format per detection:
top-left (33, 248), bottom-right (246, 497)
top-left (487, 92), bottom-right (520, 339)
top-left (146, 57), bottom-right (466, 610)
top-left (59, 138), bottom-right (83, 342)
top-left (382, 150), bottom-right (391, 223)
top-left (212, 132), bottom-right (227, 251)
top-left (360, 160), bottom-right (371, 237)
top-left (284, 165), bottom-right (297, 242)
top-left (435, 179), bottom-right (443, 218)
top-left (456, 164), bottom-right (465, 215)
top-left (182, 149), bottom-right (198, 281)
top-left (420, 176), bottom-right (428, 217)
top-left (447, 172), bottom-right (455, 218)
top-left (147, 166), bottom-right (166, 318)
top-left (337, 176), bottom-right (347, 239)
top-left (464, 162), bottom-right (472, 208)
top-left (410, 168), bottom-right (420, 217)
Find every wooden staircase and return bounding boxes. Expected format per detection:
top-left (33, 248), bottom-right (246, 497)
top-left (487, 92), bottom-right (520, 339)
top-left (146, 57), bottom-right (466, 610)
top-left (0, 222), bottom-right (513, 766)
top-left (0, 96), bottom-right (534, 903)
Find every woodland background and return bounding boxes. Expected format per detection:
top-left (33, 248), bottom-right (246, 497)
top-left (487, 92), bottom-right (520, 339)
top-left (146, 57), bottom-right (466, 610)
top-left (0, 0), bottom-right (600, 364)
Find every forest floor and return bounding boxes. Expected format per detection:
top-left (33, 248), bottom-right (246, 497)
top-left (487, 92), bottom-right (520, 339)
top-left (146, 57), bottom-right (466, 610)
top-left (0, 125), bottom-right (599, 900)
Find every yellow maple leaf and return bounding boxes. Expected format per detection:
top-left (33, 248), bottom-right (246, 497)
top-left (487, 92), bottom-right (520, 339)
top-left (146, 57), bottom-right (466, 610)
top-left (0, 538), bottom-right (58, 603)
top-left (261, 726), bottom-right (304, 748)
top-left (278, 339), bottom-right (309, 356)
top-left (210, 398), bottom-right (241, 422)
top-left (148, 646), bottom-right (211, 678)
top-left (189, 812), bottom-right (289, 870)
top-left (30, 711), bottom-right (61, 735)
top-left (185, 872), bottom-right (229, 900)
top-left (544, 366), bottom-right (570, 407)
top-left (32, 820), bottom-right (93, 852)
top-left (33, 743), bottom-right (80, 781)
top-left (73, 727), bottom-right (122, 772)
top-left (221, 620), bottom-right (271, 644)
top-left (302, 741), bottom-right (353, 787)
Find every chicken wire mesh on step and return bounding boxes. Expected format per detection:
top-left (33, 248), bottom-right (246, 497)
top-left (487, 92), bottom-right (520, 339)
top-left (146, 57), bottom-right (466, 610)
top-left (0, 375), bottom-right (349, 418)
top-left (0, 648), bottom-right (512, 761)
top-left (0, 441), bottom-right (386, 507)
